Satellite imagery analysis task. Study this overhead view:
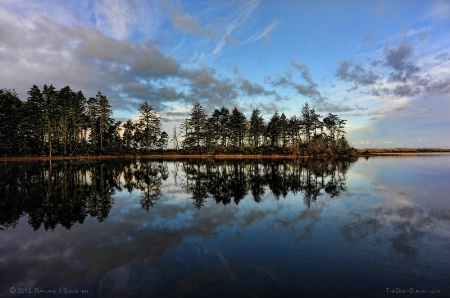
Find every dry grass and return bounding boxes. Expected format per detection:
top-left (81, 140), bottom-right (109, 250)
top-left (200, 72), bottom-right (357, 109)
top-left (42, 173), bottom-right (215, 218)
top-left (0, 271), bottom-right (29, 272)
top-left (356, 148), bottom-right (450, 155)
top-left (0, 154), bottom-right (308, 162)
top-left (1, 148), bottom-right (449, 162)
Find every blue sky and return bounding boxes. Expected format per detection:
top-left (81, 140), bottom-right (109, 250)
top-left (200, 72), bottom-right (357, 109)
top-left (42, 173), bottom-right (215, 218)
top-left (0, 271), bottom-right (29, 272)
top-left (1, 0), bottom-right (449, 148)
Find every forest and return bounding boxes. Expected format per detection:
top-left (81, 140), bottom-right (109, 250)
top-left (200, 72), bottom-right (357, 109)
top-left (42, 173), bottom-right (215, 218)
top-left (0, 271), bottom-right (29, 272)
top-left (0, 85), bottom-right (356, 158)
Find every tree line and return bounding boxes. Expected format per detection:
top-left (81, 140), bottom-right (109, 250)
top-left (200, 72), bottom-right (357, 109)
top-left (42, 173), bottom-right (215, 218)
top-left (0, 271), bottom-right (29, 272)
top-left (0, 85), bottom-right (355, 157)
top-left (179, 102), bottom-right (355, 157)
top-left (0, 86), bottom-right (166, 157)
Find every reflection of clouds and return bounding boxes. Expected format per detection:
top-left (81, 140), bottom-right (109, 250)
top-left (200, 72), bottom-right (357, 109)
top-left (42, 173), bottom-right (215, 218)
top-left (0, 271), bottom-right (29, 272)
top-left (2, 158), bottom-right (449, 296)
top-left (371, 183), bottom-right (413, 206)
top-left (340, 205), bottom-right (450, 258)
top-left (265, 201), bottom-right (326, 245)
top-left (1, 187), bottom-right (326, 296)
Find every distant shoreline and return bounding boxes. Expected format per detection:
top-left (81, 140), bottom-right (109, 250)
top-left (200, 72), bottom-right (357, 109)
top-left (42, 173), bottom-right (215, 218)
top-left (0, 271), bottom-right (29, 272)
top-left (356, 148), bottom-right (450, 156)
top-left (1, 148), bottom-right (450, 162)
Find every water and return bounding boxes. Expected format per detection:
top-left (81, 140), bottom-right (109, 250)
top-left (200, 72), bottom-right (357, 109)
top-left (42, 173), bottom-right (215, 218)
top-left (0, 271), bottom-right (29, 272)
top-left (1, 156), bottom-right (449, 297)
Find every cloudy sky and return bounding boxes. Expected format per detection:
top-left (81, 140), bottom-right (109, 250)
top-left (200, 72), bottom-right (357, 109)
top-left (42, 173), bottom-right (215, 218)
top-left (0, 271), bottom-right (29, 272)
top-left (1, 0), bottom-right (450, 148)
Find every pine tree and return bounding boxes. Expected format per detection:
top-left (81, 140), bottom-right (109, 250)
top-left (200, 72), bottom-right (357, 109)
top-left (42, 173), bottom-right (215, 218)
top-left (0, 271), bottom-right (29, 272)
top-left (23, 85), bottom-right (45, 154)
top-left (229, 107), bottom-right (247, 148)
top-left (249, 109), bottom-right (265, 147)
top-left (267, 111), bottom-right (281, 147)
top-left (182, 103), bottom-right (207, 152)
top-left (0, 89), bottom-right (23, 156)
top-left (122, 119), bottom-right (135, 150)
top-left (42, 84), bottom-right (57, 157)
top-left (301, 102), bottom-right (313, 143)
top-left (97, 92), bottom-right (113, 153)
top-left (135, 101), bottom-right (161, 152)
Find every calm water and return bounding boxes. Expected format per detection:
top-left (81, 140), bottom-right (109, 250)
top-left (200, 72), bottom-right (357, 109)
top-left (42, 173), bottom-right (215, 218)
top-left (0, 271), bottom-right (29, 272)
top-left (1, 156), bottom-right (449, 297)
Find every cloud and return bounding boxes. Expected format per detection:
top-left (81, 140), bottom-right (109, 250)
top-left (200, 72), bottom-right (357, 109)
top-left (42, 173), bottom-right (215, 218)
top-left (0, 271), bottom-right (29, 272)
top-left (266, 61), bottom-right (320, 97)
top-left (92, 0), bottom-right (163, 40)
top-left (244, 20), bottom-right (281, 45)
top-left (335, 42), bottom-right (450, 99)
top-left (238, 78), bottom-right (274, 96)
top-left (131, 42), bottom-right (180, 77)
top-left (290, 60), bottom-right (317, 87)
top-left (431, 0), bottom-right (450, 19)
top-left (312, 97), bottom-right (367, 113)
top-left (213, 0), bottom-right (260, 55)
top-left (383, 44), bottom-right (420, 82)
top-left (266, 62), bottom-right (367, 113)
top-left (169, 9), bottom-right (201, 34)
top-left (180, 68), bottom-right (244, 111)
top-left (0, 7), bottom-right (283, 115)
top-left (336, 59), bottom-right (379, 87)
top-left (363, 34), bottom-right (372, 45)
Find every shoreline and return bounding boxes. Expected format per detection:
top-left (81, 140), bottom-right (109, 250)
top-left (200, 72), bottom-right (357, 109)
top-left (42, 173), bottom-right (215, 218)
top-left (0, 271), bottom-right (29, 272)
top-left (356, 148), bottom-right (450, 157)
top-left (0, 154), bottom-right (309, 162)
top-left (1, 148), bottom-right (450, 162)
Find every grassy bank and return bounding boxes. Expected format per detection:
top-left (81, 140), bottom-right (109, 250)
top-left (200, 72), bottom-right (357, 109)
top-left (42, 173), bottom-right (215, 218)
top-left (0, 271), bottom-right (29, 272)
top-left (0, 154), bottom-right (311, 162)
top-left (356, 148), bottom-right (450, 156)
top-left (1, 148), bottom-right (449, 162)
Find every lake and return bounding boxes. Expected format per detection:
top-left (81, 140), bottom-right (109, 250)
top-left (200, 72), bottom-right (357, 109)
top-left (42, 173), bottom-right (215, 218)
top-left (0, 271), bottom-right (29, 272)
top-left (1, 156), bottom-right (449, 297)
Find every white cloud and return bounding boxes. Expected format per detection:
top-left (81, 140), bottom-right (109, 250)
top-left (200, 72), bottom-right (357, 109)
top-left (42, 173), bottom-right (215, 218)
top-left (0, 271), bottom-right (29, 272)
top-left (244, 20), bottom-right (281, 44)
top-left (213, 0), bottom-right (260, 55)
top-left (431, 0), bottom-right (450, 19)
top-left (92, 0), bottom-right (164, 40)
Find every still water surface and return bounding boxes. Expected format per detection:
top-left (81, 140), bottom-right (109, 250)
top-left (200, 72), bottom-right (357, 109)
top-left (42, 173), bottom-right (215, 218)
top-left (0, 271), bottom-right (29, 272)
top-left (1, 156), bottom-right (449, 297)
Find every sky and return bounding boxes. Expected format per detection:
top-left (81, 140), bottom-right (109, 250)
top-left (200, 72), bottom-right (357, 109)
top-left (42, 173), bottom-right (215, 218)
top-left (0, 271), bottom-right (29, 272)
top-left (1, 0), bottom-right (450, 148)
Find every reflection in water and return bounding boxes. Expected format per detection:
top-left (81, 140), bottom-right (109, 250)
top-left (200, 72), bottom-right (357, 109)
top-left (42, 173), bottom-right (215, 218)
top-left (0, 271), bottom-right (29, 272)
top-left (0, 158), bottom-right (354, 229)
top-left (1, 156), bottom-right (449, 297)
top-left (181, 159), bottom-right (353, 209)
top-left (1, 161), bottom-right (117, 230)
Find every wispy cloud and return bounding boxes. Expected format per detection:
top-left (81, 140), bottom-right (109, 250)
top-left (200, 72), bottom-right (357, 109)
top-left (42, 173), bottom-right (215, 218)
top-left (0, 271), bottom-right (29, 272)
top-left (92, 0), bottom-right (163, 40)
top-left (244, 20), bottom-right (281, 45)
top-left (213, 0), bottom-right (260, 55)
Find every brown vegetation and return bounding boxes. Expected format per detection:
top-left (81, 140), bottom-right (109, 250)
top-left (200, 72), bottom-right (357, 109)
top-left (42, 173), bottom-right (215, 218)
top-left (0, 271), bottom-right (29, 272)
top-left (357, 148), bottom-right (450, 156)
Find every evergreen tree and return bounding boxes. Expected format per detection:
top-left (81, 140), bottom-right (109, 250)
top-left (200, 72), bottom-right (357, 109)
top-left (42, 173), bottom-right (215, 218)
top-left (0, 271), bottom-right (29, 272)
top-left (0, 89), bottom-right (23, 156)
top-left (267, 111), bottom-right (281, 147)
top-left (208, 109), bottom-right (223, 150)
top-left (249, 109), bottom-right (265, 147)
top-left (23, 85), bottom-right (45, 154)
top-left (122, 119), bottom-right (135, 151)
top-left (68, 91), bottom-right (86, 154)
top-left (182, 103), bottom-right (207, 152)
top-left (301, 102), bottom-right (313, 143)
top-left (135, 101), bottom-right (161, 152)
top-left (87, 96), bottom-right (99, 153)
top-left (97, 92), bottom-right (113, 153)
top-left (229, 107), bottom-right (247, 148)
top-left (218, 107), bottom-right (230, 147)
top-left (56, 86), bottom-right (73, 155)
top-left (280, 113), bottom-right (289, 147)
top-left (86, 92), bottom-right (113, 154)
top-left (42, 84), bottom-right (57, 157)
top-left (158, 131), bottom-right (169, 150)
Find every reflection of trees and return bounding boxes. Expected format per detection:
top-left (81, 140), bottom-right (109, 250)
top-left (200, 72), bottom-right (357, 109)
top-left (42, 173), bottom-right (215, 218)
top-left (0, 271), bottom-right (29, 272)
top-left (181, 158), bottom-right (356, 209)
top-left (182, 160), bottom-right (209, 209)
top-left (0, 159), bottom-right (168, 230)
top-left (0, 158), bottom-right (353, 228)
top-left (134, 160), bottom-right (166, 211)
